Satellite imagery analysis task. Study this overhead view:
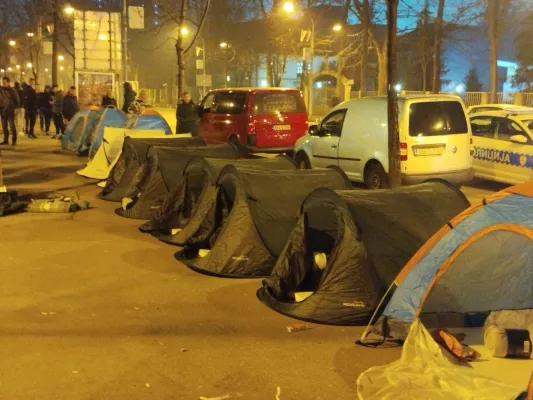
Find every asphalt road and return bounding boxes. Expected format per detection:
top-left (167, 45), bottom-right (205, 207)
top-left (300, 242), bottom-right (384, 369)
top-left (0, 137), bottom-right (503, 400)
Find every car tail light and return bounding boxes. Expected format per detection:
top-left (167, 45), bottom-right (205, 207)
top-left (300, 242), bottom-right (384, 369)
top-left (247, 122), bottom-right (256, 134)
top-left (400, 142), bottom-right (408, 161)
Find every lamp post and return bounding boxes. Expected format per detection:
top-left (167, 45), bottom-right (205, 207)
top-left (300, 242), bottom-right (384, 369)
top-left (283, 1), bottom-right (314, 116)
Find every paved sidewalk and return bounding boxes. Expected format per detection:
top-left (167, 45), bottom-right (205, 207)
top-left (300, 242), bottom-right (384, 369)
top-left (0, 139), bottom-right (400, 400)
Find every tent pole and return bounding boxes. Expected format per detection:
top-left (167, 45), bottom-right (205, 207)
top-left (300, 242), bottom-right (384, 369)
top-left (359, 281), bottom-right (397, 342)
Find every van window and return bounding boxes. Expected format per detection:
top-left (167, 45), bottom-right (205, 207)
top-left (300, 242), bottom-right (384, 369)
top-left (213, 92), bottom-right (246, 114)
top-left (409, 101), bottom-right (468, 136)
top-left (252, 92), bottom-right (305, 115)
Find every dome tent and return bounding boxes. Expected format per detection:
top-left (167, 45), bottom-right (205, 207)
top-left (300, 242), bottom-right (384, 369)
top-left (139, 156), bottom-right (297, 242)
top-left (356, 183), bottom-right (533, 400)
top-left (61, 107), bottom-right (99, 151)
top-left (125, 108), bottom-right (175, 134)
top-left (82, 108), bottom-right (128, 158)
top-left (98, 136), bottom-right (205, 202)
top-left (174, 167), bottom-right (352, 278)
top-left (361, 182), bottom-right (533, 342)
top-left (257, 181), bottom-right (470, 326)
top-left (115, 144), bottom-right (245, 220)
top-left (76, 127), bottom-right (171, 180)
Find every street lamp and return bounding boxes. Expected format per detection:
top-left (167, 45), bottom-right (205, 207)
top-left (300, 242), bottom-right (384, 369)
top-left (58, 55), bottom-right (64, 61)
top-left (0, 69), bottom-right (4, 73)
top-left (7, 67), bottom-right (12, 72)
top-left (27, 32), bottom-right (35, 37)
top-left (63, 5), bottom-right (75, 14)
top-left (16, 65), bottom-right (20, 70)
top-left (282, 1), bottom-right (315, 115)
top-left (45, 68), bottom-right (49, 72)
top-left (180, 26), bottom-right (189, 36)
top-left (27, 63), bottom-right (33, 68)
top-left (60, 66), bottom-right (64, 71)
top-left (219, 42), bottom-right (228, 48)
top-left (333, 24), bottom-right (343, 32)
top-left (8, 40), bottom-right (16, 46)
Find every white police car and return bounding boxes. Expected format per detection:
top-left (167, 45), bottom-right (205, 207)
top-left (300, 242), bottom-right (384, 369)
top-left (470, 110), bottom-right (533, 184)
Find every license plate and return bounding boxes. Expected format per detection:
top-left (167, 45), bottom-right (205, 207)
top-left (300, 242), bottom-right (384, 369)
top-left (273, 125), bottom-right (291, 131)
top-left (414, 146), bottom-right (444, 156)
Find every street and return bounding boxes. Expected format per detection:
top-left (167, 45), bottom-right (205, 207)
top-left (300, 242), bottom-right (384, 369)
top-left (0, 139), bottom-right (504, 400)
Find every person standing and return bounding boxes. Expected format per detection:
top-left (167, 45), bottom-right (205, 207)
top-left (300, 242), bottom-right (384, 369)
top-left (51, 85), bottom-right (65, 139)
top-left (122, 82), bottom-right (136, 114)
top-left (0, 76), bottom-right (21, 146)
top-left (63, 86), bottom-right (79, 123)
top-left (38, 85), bottom-right (53, 135)
top-left (23, 78), bottom-right (38, 139)
top-left (14, 81), bottom-right (25, 135)
top-left (101, 89), bottom-right (117, 108)
top-left (176, 92), bottom-right (198, 136)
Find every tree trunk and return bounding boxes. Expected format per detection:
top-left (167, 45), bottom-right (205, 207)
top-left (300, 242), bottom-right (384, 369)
top-left (266, 53), bottom-right (274, 86)
top-left (51, 0), bottom-right (59, 86)
top-left (175, 0), bottom-right (186, 100)
top-left (359, 0), bottom-right (370, 96)
top-left (488, 0), bottom-right (500, 103)
top-left (387, 0), bottom-right (400, 188)
top-left (377, 42), bottom-right (388, 95)
top-left (431, 0), bottom-right (445, 93)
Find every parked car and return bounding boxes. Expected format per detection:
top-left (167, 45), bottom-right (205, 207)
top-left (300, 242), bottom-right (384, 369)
top-left (198, 87), bottom-right (307, 153)
top-left (467, 103), bottom-right (532, 115)
top-left (294, 94), bottom-right (474, 189)
top-left (470, 110), bottom-right (533, 185)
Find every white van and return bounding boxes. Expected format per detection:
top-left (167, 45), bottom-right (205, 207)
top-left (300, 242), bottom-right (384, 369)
top-left (294, 95), bottom-right (473, 188)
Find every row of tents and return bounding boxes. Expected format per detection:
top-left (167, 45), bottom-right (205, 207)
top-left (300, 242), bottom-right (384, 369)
top-left (74, 120), bottom-right (533, 399)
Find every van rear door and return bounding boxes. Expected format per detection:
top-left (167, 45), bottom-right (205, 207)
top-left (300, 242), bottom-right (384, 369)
top-left (403, 100), bottom-right (471, 176)
top-left (250, 91), bottom-right (307, 149)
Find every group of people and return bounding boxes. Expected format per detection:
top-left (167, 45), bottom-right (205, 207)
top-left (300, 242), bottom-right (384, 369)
top-left (0, 76), bottom-right (79, 146)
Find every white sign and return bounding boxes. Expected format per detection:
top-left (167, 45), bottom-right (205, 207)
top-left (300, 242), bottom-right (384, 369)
top-left (196, 59), bottom-right (204, 70)
top-left (196, 75), bottom-right (212, 87)
top-left (128, 6), bottom-right (144, 29)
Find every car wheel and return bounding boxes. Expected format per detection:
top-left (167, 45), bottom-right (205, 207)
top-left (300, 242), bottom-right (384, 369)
top-left (364, 162), bottom-right (388, 189)
top-left (295, 152), bottom-right (311, 169)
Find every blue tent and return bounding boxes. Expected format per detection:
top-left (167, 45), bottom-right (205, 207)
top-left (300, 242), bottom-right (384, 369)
top-left (80, 108), bottom-right (127, 158)
top-left (61, 109), bottom-right (99, 151)
top-left (125, 110), bottom-right (172, 134)
top-left (364, 182), bottom-right (533, 342)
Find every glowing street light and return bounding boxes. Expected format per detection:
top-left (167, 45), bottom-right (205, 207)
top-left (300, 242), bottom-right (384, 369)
top-left (26, 62), bottom-right (32, 68)
top-left (394, 83), bottom-right (402, 92)
top-left (8, 40), bottom-right (16, 46)
top-left (333, 24), bottom-right (342, 32)
top-left (7, 67), bottom-right (12, 72)
top-left (15, 65), bottom-right (20, 70)
top-left (64, 6), bottom-right (75, 14)
top-left (0, 69), bottom-right (4, 73)
top-left (219, 42), bottom-right (228, 49)
top-left (180, 26), bottom-right (189, 36)
top-left (45, 68), bottom-right (49, 72)
top-left (58, 55), bottom-right (64, 61)
top-left (282, 1), bottom-right (295, 13)
top-left (59, 66), bottom-right (64, 71)
top-left (27, 32), bottom-right (35, 37)
top-left (98, 33), bottom-right (108, 41)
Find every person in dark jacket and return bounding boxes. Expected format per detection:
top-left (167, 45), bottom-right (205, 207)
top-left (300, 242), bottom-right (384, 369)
top-left (176, 92), bottom-right (198, 136)
top-left (23, 78), bottom-right (38, 138)
top-left (14, 81), bottom-right (25, 135)
top-left (51, 85), bottom-right (65, 139)
top-left (63, 86), bottom-right (79, 122)
top-left (37, 85), bottom-right (53, 134)
top-left (101, 89), bottom-right (117, 108)
top-left (0, 76), bottom-right (21, 146)
top-left (122, 82), bottom-right (136, 114)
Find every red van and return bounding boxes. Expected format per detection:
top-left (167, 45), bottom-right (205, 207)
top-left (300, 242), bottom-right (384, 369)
top-left (198, 88), bottom-right (308, 153)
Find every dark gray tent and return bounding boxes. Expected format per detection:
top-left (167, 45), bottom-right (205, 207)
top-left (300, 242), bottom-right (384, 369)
top-left (115, 144), bottom-right (245, 220)
top-left (139, 155), bottom-right (298, 241)
top-left (257, 181), bottom-right (470, 326)
top-left (99, 136), bottom-right (205, 201)
top-left (175, 166), bottom-right (353, 278)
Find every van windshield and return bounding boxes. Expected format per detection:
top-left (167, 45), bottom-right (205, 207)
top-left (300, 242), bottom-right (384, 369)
top-left (253, 92), bottom-right (305, 115)
top-left (409, 101), bottom-right (468, 136)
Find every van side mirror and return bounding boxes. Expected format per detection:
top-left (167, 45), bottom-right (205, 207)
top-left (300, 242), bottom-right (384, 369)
top-left (510, 134), bottom-right (528, 144)
top-left (309, 125), bottom-right (319, 136)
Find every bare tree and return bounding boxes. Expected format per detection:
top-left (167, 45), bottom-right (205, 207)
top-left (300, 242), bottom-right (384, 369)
top-left (430, 0), bottom-right (445, 93)
top-left (487, 0), bottom-right (510, 102)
